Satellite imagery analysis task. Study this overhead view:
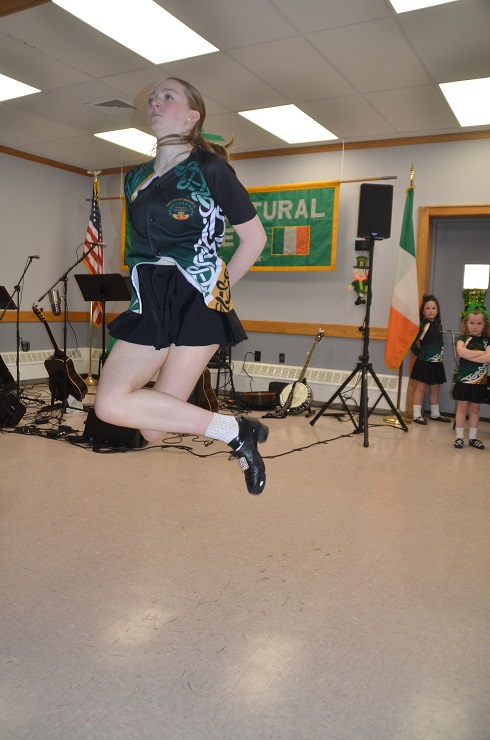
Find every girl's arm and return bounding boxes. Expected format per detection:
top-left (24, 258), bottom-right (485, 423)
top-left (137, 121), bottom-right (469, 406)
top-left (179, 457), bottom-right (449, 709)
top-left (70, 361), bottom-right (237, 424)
top-left (456, 340), bottom-right (489, 360)
top-left (226, 215), bottom-right (267, 287)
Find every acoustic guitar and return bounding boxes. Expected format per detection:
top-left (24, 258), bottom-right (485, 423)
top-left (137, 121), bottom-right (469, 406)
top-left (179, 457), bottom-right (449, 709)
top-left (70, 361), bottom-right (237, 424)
top-left (279, 328), bottom-right (324, 414)
top-left (32, 305), bottom-right (88, 403)
top-left (191, 367), bottom-right (219, 412)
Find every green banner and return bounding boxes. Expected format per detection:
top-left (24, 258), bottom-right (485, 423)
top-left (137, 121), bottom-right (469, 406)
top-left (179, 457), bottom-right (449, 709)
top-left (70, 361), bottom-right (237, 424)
top-left (220, 181), bottom-right (340, 271)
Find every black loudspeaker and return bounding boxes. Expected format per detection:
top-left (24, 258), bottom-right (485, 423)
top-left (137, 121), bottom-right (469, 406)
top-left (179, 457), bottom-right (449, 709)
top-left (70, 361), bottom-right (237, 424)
top-left (0, 356), bottom-right (15, 392)
top-left (83, 408), bottom-right (141, 448)
top-left (357, 184), bottom-right (393, 239)
top-left (0, 391), bottom-right (26, 427)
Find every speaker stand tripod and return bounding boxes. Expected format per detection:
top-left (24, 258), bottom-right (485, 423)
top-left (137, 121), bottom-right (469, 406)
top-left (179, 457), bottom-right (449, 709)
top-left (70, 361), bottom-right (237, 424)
top-left (309, 234), bottom-right (408, 447)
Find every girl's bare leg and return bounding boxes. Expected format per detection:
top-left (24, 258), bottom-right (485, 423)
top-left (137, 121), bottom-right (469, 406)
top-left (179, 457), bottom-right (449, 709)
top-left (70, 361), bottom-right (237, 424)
top-left (428, 384), bottom-right (440, 404)
top-left (140, 342), bottom-right (219, 442)
top-left (95, 340), bottom-right (269, 494)
top-left (94, 340), bottom-right (218, 436)
top-left (468, 402), bottom-right (481, 429)
top-left (413, 381), bottom-right (427, 406)
top-left (455, 400), bottom-right (468, 429)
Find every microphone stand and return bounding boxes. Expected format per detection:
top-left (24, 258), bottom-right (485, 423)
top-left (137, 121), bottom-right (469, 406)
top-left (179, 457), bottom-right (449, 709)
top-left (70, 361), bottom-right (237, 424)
top-left (38, 242), bottom-right (101, 417)
top-left (0, 256), bottom-right (38, 399)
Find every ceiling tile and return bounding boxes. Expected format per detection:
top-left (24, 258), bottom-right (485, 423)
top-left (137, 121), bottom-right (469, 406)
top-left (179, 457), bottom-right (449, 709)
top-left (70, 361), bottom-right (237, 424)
top-left (262, 0), bottom-right (391, 34)
top-left (308, 18), bottom-right (431, 92)
top-left (151, 0), bottom-right (297, 48)
top-left (303, 95), bottom-right (396, 140)
top-left (399, 0), bottom-right (490, 82)
top-left (365, 86), bottom-right (460, 133)
top-left (229, 38), bottom-right (355, 101)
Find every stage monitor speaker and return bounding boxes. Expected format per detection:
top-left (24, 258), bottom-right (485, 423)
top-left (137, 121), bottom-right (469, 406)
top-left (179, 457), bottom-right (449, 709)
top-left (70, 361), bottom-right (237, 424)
top-left (357, 183), bottom-right (393, 240)
top-left (83, 408), bottom-right (141, 448)
top-left (0, 391), bottom-right (26, 427)
top-left (0, 356), bottom-right (16, 392)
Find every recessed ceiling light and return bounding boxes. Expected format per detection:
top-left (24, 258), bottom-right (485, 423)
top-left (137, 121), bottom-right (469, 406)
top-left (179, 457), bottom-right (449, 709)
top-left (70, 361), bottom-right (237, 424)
top-left (239, 105), bottom-right (337, 144)
top-left (440, 77), bottom-right (490, 126)
top-left (0, 73), bottom-right (40, 102)
top-left (95, 128), bottom-right (156, 155)
top-left (389, 0), bottom-right (459, 11)
top-left (52, 0), bottom-right (218, 64)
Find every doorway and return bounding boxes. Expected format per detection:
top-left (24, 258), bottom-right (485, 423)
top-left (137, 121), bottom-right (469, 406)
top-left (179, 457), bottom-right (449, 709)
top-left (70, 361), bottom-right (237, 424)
top-left (412, 204), bottom-right (490, 420)
top-left (431, 219), bottom-right (490, 416)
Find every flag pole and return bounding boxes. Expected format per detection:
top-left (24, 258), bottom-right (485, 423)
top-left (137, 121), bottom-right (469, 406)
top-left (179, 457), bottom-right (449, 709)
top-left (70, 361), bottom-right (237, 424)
top-left (84, 169), bottom-right (102, 386)
top-left (383, 164), bottom-right (416, 427)
top-left (84, 302), bottom-right (97, 385)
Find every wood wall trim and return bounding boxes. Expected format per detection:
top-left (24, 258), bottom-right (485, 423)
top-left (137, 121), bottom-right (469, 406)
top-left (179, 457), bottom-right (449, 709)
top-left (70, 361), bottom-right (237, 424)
top-left (230, 130), bottom-right (490, 161)
top-left (0, 145), bottom-right (88, 175)
top-left (3, 312), bottom-right (387, 340)
top-left (0, 0), bottom-right (49, 17)
top-left (2, 132), bottom-right (490, 177)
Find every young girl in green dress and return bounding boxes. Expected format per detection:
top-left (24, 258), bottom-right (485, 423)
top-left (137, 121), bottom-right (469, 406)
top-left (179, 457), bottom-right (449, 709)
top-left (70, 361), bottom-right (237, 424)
top-left (453, 304), bottom-right (490, 449)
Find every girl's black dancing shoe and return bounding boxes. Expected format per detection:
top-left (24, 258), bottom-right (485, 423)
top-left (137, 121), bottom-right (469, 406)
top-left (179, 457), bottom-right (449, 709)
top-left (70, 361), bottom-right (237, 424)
top-left (228, 416), bottom-right (269, 495)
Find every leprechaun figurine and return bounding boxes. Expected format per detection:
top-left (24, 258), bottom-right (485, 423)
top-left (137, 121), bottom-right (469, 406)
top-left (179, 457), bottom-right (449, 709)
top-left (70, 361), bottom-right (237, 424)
top-left (350, 255), bottom-right (369, 305)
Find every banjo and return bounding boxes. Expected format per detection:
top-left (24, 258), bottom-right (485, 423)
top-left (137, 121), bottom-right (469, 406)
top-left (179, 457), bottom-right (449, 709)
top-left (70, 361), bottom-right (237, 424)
top-left (279, 329), bottom-right (324, 414)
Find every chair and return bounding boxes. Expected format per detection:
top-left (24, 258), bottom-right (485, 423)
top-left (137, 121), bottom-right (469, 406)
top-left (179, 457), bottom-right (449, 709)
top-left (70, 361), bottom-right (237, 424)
top-left (207, 346), bottom-right (235, 397)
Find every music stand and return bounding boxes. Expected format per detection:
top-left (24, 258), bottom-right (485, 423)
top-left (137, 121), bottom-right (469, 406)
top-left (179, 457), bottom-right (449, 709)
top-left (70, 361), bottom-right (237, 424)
top-left (75, 274), bottom-right (131, 368)
top-left (0, 286), bottom-right (18, 312)
top-left (1, 287), bottom-right (21, 398)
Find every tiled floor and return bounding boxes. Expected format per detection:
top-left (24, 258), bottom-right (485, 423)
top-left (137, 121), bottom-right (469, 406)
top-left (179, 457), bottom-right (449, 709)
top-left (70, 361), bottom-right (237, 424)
top-left (1, 384), bottom-right (489, 739)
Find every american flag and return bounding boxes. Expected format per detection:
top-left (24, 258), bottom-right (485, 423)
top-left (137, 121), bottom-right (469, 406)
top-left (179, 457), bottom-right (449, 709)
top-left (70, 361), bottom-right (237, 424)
top-left (83, 177), bottom-right (104, 325)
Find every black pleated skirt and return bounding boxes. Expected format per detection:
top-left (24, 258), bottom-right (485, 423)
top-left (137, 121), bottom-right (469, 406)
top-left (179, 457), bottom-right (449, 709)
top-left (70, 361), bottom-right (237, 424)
top-left (410, 358), bottom-right (447, 384)
top-left (107, 264), bottom-right (247, 350)
top-left (452, 381), bottom-right (488, 404)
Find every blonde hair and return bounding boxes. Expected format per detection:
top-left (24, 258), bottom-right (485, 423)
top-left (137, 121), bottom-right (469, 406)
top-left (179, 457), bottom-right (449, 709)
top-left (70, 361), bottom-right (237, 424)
top-left (460, 308), bottom-right (490, 337)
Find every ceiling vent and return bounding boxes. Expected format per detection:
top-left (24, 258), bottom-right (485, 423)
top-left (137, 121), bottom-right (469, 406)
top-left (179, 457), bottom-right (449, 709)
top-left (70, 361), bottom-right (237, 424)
top-left (88, 99), bottom-right (136, 110)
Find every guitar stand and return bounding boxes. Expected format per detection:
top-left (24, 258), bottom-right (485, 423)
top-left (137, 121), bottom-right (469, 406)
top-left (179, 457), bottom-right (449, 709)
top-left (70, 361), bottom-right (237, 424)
top-left (37, 243), bottom-right (103, 419)
top-left (309, 234), bottom-right (408, 447)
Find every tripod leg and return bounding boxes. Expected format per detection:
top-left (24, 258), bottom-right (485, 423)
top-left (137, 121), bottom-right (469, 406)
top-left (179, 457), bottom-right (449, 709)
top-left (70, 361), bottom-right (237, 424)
top-left (358, 365), bottom-right (370, 447)
top-left (368, 366), bottom-right (408, 431)
top-left (310, 366), bottom-right (362, 428)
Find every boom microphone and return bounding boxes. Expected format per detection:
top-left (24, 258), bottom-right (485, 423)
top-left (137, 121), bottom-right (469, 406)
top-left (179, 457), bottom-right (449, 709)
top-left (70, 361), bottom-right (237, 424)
top-left (29, 254), bottom-right (40, 259)
top-left (49, 289), bottom-right (61, 316)
top-left (86, 242), bottom-right (107, 247)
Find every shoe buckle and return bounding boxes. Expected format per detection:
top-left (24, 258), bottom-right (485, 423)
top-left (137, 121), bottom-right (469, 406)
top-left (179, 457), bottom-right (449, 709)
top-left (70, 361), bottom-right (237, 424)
top-left (237, 455), bottom-right (249, 472)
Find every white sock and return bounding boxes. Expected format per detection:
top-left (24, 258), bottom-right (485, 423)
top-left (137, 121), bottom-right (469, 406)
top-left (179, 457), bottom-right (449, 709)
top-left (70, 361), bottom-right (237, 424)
top-left (413, 405), bottom-right (422, 418)
top-left (455, 427), bottom-right (465, 439)
top-left (469, 427), bottom-right (478, 440)
top-left (205, 413), bottom-right (239, 444)
top-left (430, 405), bottom-right (440, 418)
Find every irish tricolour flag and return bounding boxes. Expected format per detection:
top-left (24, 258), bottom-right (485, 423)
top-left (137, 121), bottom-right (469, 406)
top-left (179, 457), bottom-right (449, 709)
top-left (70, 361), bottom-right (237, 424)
top-left (384, 186), bottom-right (419, 370)
top-left (272, 225), bottom-right (310, 255)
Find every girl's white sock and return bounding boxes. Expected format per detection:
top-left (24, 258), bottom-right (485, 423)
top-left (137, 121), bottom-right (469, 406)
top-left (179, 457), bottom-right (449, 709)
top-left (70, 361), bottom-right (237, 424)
top-left (205, 413), bottom-right (239, 444)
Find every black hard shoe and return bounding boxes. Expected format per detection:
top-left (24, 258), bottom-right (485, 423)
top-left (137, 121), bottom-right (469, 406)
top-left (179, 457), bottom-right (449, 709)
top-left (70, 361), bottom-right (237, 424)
top-left (413, 416), bottom-right (427, 425)
top-left (431, 415), bottom-right (451, 423)
top-left (228, 416), bottom-right (269, 495)
top-left (469, 438), bottom-right (485, 450)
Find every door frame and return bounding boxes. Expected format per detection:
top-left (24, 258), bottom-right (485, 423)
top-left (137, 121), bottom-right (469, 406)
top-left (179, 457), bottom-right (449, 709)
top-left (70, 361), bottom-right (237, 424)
top-left (406, 204), bottom-right (490, 415)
